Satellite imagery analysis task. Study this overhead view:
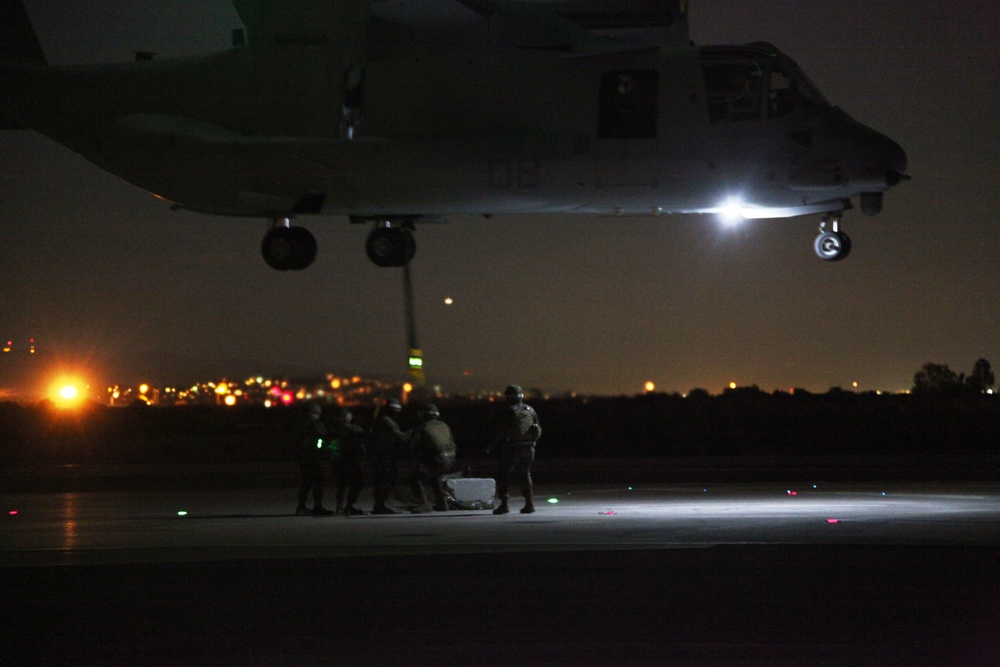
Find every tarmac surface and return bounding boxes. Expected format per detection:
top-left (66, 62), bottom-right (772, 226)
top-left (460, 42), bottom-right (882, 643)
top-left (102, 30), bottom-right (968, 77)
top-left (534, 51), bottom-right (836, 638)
top-left (3, 477), bottom-right (1000, 665)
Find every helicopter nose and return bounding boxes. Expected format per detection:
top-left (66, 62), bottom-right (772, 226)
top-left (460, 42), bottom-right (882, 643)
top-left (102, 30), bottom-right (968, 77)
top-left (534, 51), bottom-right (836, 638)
top-left (839, 116), bottom-right (909, 190)
top-left (881, 134), bottom-right (908, 185)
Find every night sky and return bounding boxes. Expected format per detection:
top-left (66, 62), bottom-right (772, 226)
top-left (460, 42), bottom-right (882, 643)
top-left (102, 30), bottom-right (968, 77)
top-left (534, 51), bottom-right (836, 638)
top-left (2, 1), bottom-right (999, 397)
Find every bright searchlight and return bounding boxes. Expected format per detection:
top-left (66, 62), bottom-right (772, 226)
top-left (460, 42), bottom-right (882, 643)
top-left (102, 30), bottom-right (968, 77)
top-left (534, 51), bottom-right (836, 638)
top-left (717, 197), bottom-right (748, 226)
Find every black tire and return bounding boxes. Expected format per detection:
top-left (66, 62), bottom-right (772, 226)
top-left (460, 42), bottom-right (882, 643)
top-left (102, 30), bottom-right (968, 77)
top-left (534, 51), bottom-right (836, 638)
top-left (262, 226), bottom-right (317, 271)
top-left (814, 230), bottom-right (850, 261)
top-left (366, 227), bottom-right (416, 267)
top-left (831, 231), bottom-right (851, 261)
top-left (262, 227), bottom-right (295, 271)
top-left (287, 226), bottom-right (317, 270)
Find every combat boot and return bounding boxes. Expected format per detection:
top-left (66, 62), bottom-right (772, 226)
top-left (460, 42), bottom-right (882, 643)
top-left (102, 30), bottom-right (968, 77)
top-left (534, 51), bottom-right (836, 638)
top-left (520, 497), bottom-right (535, 514)
top-left (493, 500), bottom-right (509, 515)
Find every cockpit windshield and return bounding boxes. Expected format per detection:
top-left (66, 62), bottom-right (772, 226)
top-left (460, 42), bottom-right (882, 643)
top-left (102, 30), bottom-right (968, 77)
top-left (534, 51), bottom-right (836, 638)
top-left (700, 44), bottom-right (829, 123)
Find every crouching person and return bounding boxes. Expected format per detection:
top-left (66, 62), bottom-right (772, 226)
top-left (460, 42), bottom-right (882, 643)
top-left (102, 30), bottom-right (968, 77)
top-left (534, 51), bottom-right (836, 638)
top-left (408, 404), bottom-right (457, 513)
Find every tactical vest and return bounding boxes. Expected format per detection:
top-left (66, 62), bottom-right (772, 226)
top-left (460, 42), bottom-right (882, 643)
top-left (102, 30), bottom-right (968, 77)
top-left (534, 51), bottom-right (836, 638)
top-left (505, 403), bottom-right (540, 444)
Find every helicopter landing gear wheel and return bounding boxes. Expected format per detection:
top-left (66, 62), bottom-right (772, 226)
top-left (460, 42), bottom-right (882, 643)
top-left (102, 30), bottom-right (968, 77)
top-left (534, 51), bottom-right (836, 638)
top-left (813, 214), bottom-right (851, 262)
top-left (814, 230), bottom-right (852, 261)
top-left (366, 225), bottom-right (416, 268)
top-left (262, 219), bottom-right (317, 271)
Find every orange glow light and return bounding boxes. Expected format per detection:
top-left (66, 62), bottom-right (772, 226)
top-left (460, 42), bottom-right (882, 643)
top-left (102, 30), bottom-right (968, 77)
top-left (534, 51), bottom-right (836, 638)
top-left (50, 376), bottom-right (88, 408)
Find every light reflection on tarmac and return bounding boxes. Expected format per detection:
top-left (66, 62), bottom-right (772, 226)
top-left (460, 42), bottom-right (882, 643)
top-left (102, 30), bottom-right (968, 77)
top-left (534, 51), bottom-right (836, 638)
top-left (4, 482), bottom-right (999, 566)
top-left (4, 479), bottom-right (1000, 665)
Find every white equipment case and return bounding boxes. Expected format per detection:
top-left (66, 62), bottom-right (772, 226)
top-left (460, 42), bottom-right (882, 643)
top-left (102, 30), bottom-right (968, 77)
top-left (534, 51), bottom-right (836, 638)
top-left (444, 477), bottom-right (496, 510)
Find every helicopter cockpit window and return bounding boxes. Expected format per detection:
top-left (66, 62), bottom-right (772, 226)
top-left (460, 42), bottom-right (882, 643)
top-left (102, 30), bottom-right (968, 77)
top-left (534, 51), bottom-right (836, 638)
top-left (702, 59), bottom-right (765, 123)
top-left (767, 60), bottom-right (826, 118)
top-left (702, 50), bottom-right (830, 123)
top-left (598, 70), bottom-right (660, 139)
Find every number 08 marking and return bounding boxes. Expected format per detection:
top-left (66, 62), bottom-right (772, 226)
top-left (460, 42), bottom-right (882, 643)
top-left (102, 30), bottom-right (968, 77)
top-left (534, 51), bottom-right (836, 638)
top-left (488, 159), bottom-right (541, 189)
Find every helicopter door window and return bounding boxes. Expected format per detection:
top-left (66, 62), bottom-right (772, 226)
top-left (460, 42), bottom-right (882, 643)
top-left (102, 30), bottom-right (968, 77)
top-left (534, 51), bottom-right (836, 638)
top-left (598, 70), bottom-right (660, 139)
top-left (702, 60), bottom-right (764, 123)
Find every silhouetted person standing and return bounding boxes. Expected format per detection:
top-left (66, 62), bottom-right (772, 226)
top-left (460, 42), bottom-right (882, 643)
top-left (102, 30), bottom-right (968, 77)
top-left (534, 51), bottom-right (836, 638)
top-left (488, 385), bottom-right (541, 514)
top-left (369, 398), bottom-right (409, 514)
top-left (407, 404), bottom-right (457, 513)
top-left (295, 402), bottom-right (333, 516)
top-left (330, 407), bottom-right (366, 516)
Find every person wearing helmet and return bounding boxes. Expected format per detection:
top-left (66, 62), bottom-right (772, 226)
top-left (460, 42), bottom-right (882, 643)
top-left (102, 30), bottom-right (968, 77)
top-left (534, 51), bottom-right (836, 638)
top-left (330, 407), bottom-right (367, 516)
top-left (406, 403), bottom-right (457, 513)
top-left (488, 384), bottom-right (542, 514)
top-left (369, 397), bottom-right (409, 514)
top-left (294, 401), bottom-right (334, 516)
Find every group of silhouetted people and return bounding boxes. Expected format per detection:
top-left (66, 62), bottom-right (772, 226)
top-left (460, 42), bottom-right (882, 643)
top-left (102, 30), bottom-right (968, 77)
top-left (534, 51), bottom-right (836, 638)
top-left (295, 384), bottom-right (541, 516)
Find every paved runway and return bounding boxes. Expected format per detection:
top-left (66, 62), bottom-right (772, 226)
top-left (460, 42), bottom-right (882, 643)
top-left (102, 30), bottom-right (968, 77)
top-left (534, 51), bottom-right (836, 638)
top-left (3, 481), bottom-right (1000, 665)
top-left (4, 481), bottom-right (1000, 566)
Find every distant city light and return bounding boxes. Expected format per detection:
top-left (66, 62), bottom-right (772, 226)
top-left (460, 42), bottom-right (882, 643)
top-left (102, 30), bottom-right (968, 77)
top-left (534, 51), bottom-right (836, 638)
top-left (644, 381), bottom-right (655, 393)
top-left (444, 297), bottom-right (453, 305)
top-left (729, 382), bottom-right (737, 390)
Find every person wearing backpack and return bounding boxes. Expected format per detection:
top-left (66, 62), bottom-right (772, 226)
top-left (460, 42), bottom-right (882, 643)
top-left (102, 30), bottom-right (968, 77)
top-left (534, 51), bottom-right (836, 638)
top-left (487, 384), bottom-right (542, 514)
